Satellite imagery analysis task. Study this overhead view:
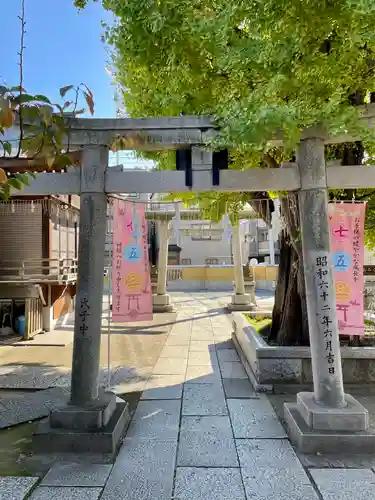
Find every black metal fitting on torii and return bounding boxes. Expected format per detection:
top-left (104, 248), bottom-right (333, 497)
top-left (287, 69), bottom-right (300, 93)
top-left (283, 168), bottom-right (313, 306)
top-left (176, 148), bottom-right (229, 188)
top-left (176, 148), bottom-right (193, 187)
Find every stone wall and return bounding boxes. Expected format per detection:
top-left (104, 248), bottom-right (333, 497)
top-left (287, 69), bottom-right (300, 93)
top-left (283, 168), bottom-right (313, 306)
top-left (232, 313), bottom-right (375, 390)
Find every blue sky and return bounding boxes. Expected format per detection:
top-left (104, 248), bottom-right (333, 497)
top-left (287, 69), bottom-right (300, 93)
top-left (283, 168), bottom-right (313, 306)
top-left (1, 0), bottom-right (116, 118)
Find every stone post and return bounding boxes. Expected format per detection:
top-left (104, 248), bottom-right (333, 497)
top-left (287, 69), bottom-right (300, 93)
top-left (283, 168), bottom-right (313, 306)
top-left (228, 223), bottom-right (252, 311)
top-left (233, 224), bottom-right (245, 294)
top-left (153, 219), bottom-right (174, 312)
top-left (33, 147), bottom-right (130, 454)
top-left (284, 132), bottom-right (371, 454)
top-left (69, 147), bottom-right (108, 405)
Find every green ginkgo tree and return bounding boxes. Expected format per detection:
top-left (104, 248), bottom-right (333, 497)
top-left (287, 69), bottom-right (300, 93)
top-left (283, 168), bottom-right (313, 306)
top-left (77, 0), bottom-right (375, 344)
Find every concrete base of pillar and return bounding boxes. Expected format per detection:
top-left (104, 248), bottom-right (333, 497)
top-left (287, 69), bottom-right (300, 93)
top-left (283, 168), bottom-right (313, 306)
top-left (33, 399), bottom-right (130, 455)
top-left (284, 391), bottom-right (375, 453)
top-left (227, 293), bottom-right (254, 312)
top-left (153, 293), bottom-right (174, 313)
top-left (50, 391), bottom-right (117, 430)
top-left (296, 392), bottom-right (368, 431)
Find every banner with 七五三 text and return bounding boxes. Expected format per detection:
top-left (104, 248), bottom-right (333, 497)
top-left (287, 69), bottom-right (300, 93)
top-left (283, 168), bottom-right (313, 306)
top-left (328, 203), bottom-right (366, 336)
top-left (111, 199), bottom-right (153, 322)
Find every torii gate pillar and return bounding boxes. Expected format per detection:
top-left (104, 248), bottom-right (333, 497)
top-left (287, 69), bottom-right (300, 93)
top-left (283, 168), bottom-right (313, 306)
top-left (227, 223), bottom-right (253, 311)
top-left (153, 219), bottom-right (174, 312)
top-left (284, 132), bottom-right (372, 453)
top-left (33, 147), bottom-right (130, 454)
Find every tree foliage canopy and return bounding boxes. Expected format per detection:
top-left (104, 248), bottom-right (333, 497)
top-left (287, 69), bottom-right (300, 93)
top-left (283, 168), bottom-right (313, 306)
top-left (95, 0), bottom-right (375, 145)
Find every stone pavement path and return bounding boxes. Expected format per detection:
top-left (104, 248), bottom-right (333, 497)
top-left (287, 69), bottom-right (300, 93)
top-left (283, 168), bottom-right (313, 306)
top-left (100, 293), bottom-right (375, 500)
top-left (5, 293), bottom-right (375, 499)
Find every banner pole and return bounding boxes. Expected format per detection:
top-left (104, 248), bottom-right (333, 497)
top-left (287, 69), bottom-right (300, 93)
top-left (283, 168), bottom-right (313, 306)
top-left (106, 200), bottom-right (113, 391)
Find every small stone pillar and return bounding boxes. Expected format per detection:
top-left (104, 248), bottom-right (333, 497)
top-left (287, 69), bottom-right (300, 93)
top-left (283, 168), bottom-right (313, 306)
top-left (153, 219), bottom-right (174, 312)
top-left (268, 228), bottom-right (275, 265)
top-left (228, 224), bottom-right (252, 311)
top-left (33, 147), bottom-right (129, 454)
top-left (284, 132), bottom-right (372, 454)
top-left (243, 265), bottom-right (257, 307)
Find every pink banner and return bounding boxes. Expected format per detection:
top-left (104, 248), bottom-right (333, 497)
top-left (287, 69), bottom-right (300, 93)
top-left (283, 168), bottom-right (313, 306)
top-left (112, 199), bottom-right (153, 322)
top-left (328, 203), bottom-right (366, 336)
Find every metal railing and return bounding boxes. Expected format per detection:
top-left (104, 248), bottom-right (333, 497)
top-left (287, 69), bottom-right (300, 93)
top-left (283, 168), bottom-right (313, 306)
top-left (0, 258), bottom-right (78, 283)
top-left (167, 263), bottom-right (235, 282)
top-left (167, 267), bottom-right (183, 281)
top-left (205, 256), bottom-right (233, 265)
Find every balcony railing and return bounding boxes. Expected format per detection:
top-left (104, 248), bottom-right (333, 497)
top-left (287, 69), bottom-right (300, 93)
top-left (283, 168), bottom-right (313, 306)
top-left (0, 258), bottom-right (78, 284)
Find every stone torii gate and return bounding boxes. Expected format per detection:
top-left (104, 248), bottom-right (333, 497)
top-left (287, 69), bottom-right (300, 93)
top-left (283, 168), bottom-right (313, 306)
top-left (15, 113), bottom-right (375, 454)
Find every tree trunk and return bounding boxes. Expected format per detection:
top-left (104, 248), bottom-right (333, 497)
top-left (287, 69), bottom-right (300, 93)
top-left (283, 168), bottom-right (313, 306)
top-left (269, 230), bottom-right (309, 345)
top-left (268, 194), bottom-right (310, 345)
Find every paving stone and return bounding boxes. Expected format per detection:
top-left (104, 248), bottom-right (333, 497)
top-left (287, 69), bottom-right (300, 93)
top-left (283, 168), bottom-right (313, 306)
top-left (164, 335), bottom-right (191, 346)
top-left (167, 333), bottom-right (192, 343)
top-left (0, 365), bottom-right (67, 389)
top-left (0, 476), bottom-right (39, 500)
top-left (236, 439), bottom-right (301, 468)
top-left (185, 365), bottom-right (222, 385)
top-left (127, 400), bottom-right (181, 439)
top-left (0, 387), bottom-right (69, 429)
top-left (112, 379), bottom-right (147, 394)
top-left (30, 487), bottom-right (102, 499)
top-left (178, 416), bottom-right (238, 467)
top-left (217, 349), bottom-right (240, 363)
top-left (174, 467), bottom-right (246, 500)
top-left (41, 463), bottom-right (112, 487)
top-left (211, 319), bottom-right (230, 326)
top-left (187, 351), bottom-right (218, 366)
top-left (222, 378), bottom-right (257, 399)
top-left (141, 375), bottom-right (183, 400)
top-left (159, 346), bottom-right (189, 359)
top-left (189, 341), bottom-right (216, 352)
top-left (169, 327), bottom-right (192, 336)
top-left (212, 329), bottom-right (231, 337)
top-left (191, 330), bottom-right (214, 341)
top-left (228, 398), bottom-right (287, 438)
top-left (51, 373), bottom-right (72, 387)
top-left (219, 361), bottom-right (248, 379)
top-left (241, 467), bottom-right (319, 500)
top-left (101, 439), bottom-right (177, 500)
top-left (153, 358), bottom-right (188, 375)
top-left (110, 366), bottom-right (152, 385)
top-left (310, 469), bottom-right (375, 500)
top-left (182, 383), bottom-right (227, 416)
top-left (54, 367), bottom-right (148, 391)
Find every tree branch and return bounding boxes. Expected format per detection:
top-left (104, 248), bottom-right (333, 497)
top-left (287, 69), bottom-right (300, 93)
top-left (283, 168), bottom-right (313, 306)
top-left (16, 0), bottom-right (26, 158)
top-left (355, 190), bottom-right (375, 201)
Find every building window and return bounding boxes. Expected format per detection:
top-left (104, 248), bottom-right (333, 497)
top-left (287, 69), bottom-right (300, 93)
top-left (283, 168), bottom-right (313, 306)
top-left (190, 223), bottom-right (222, 241)
top-left (191, 234), bottom-right (222, 241)
top-left (258, 230), bottom-right (269, 242)
top-left (181, 258), bottom-right (192, 265)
